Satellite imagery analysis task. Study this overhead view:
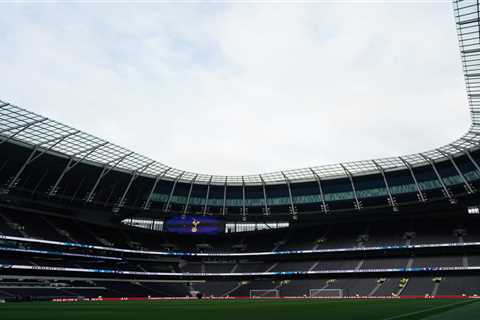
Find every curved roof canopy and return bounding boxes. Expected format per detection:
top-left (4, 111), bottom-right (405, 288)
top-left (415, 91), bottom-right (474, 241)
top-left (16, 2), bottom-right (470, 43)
top-left (1, 0), bottom-right (479, 186)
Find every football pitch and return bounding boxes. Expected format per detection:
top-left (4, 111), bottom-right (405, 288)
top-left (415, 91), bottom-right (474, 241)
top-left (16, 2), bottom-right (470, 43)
top-left (1, 299), bottom-right (480, 320)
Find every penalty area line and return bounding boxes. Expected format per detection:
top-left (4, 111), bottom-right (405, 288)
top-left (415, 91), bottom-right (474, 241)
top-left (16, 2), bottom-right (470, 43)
top-left (380, 300), bottom-right (475, 320)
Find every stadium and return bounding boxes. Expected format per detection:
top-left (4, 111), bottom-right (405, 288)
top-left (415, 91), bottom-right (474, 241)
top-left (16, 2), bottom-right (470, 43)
top-left (1, 0), bottom-right (480, 319)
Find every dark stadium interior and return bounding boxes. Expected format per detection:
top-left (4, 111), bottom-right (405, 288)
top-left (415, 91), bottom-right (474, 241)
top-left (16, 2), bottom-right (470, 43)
top-left (1, 0), bottom-right (480, 306)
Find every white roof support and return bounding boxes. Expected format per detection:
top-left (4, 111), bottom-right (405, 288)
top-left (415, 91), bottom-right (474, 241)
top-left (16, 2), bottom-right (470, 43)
top-left (6, 146), bottom-right (39, 191)
top-left (85, 152), bottom-right (134, 202)
top-left (419, 153), bottom-right (455, 203)
top-left (222, 177), bottom-right (227, 216)
top-left (399, 157), bottom-right (426, 202)
top-left (6, 131), bottom-right (80, 190)
top-left (32, 130), bottom-right (80, 153)
top-left (451, 144), bottom-right (480, 176)
top-left (437, 149), bottom-right (475, 194)
top-left (70, 142), bottom-right (110, 158)
top-left (259, 175), bottom-right (270, 216)
top-left (372, 160), bottom-right (397, 210)
top-left (460, 137), bottom-right (480, 145)
top-left (70, 175), bottom-right (87, 202)
top-left (48, 142), bottom-right (108, 196)
top-left (340, 164), bottom-right (361, 211)
top-left (459, 138), bottom-right (480, 149)
top-left (143, 168), bottom-right (171, 210)
top-left (164, 171), bottom-right (185, 213)
top-left (183, 174), bottom-right (198, 215)
top-left (32, 169), bottom-right (49, 195)
top-left (309, 168), bottom-right (327, 213)
top-left (241, 176), bottom-right (247, 220)
top-left (0, 118), bottom-right (47, 135)
top-left (203, 176), bottom-right (213, 215)
top-left (281, 172), bottom-right (296, 217)
top-left (0, 118), bottom-right (48, 145)
top-left (116, 161), bottom-right (155, 210)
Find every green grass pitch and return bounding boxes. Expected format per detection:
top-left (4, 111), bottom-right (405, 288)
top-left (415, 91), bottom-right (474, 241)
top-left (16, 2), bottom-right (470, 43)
top-left (1, 299), bottom-right (480, 320)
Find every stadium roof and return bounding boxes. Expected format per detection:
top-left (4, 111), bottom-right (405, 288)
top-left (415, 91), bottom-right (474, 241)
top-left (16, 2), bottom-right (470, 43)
top-left (1, 0), bottom-right (479, 186)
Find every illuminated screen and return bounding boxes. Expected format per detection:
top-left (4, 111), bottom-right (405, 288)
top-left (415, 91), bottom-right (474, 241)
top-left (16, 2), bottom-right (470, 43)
top-left (164, 215), bottom-right (224, 235)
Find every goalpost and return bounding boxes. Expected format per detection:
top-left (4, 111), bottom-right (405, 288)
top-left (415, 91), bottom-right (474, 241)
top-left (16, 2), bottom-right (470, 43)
top-left (249, 289), bottom-right (280, 299)
top-left (309, 288), bottom-right (343, 298)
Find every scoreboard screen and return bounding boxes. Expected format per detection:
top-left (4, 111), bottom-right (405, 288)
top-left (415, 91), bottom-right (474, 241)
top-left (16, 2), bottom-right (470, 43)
top-left (164, 215), bottom-right (224, 235)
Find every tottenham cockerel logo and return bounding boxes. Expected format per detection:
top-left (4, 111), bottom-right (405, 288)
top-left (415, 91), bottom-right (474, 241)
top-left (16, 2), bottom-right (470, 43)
top-left (191, 219), bottom-right (200, 233)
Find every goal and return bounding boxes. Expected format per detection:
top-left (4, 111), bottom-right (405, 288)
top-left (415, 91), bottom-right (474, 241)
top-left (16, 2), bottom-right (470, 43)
top-left (249, 289), bottom-right (280, 298)
top-left (309, 288), bottom-right (343, 298)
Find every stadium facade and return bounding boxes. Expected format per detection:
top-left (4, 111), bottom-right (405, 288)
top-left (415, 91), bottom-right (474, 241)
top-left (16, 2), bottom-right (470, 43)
top-left (0, 0), bottom-right (480, 301)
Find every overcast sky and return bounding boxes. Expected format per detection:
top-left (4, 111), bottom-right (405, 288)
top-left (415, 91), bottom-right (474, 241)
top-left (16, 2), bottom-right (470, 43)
top-left (0, 1), bottom-right (470, 176)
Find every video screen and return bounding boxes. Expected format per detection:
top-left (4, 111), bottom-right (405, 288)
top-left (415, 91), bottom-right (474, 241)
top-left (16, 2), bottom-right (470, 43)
top-left (164, 215), bottom-right (224, 235)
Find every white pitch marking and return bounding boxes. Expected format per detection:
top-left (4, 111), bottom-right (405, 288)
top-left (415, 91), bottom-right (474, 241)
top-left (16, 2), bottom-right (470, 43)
top-left (381, 300), bottom-right (474, 320)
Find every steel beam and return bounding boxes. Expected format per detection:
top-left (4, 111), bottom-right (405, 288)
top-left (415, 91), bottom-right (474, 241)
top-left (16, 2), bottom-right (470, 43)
top-left (420, 154), bottom-right (455, 203)
top-left (259, 175), bottom-right (269, 216)
top-left (116, 161), bottom-right (154, 209)
top-left (281, 172), bottom-right (296, 216)
top-left (460, 137), bottom-right (480, 145)
top-left (372, 160), bottom-right (397, 210)
top-left (143, 168), bottom-right (171, 210)
top-left (71, 141), bottom-right (109, 157)
top-left (70, 176), bottom-right (85, 202)
top-left (0, 118), bottom-right (47, 135)
top-left (30, 130), bottom-right (80, 154)
top-left (203, 176), bottom-right (213, 215)
top-left (164, 171), bottom-right (185, 212)
top-left (6, 146), bottom-right (38, 190)
top-left (437, 149), bottom-right (474, 194)
top-left (32, 169), bottom-right (48, 195)
top-left (7, 131), bottom-right (80, 190)
top-left (48, 142), bottom-right (108, 196)
top-left (309, 168), bottom-right (327, 213)
top-left (452, 145), bottom-right (480, 177)
top-left (399, 157), bottom-right (426, 202)
top-left (0, 118), bottom-right (49, 146)
top-left (340, 164), bottom-right (361, 211)
top-left (222, 177), bottom-right (227, 216)
top-left (183, 174), bottom-right (198, 215)
top-left (241, 177), bottom-right (246, 220)
top-left (85, 152), bottom-right (134, 202)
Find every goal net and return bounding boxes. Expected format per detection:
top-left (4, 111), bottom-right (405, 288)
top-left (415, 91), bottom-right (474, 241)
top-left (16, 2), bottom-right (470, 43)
top-left (309, 288), bottom-right (343, 298)
top-left (249, 289), bottom-right (280, 298)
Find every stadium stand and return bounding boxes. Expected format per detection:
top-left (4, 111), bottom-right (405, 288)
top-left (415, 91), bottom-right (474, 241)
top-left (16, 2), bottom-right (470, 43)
top-left (0, 208), bottom-right (480, 300)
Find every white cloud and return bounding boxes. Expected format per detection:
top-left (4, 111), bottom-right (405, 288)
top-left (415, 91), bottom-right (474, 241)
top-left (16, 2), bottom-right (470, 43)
top-left (0, 1), bottom-right (469, 175)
